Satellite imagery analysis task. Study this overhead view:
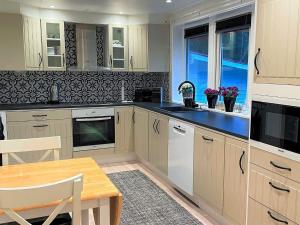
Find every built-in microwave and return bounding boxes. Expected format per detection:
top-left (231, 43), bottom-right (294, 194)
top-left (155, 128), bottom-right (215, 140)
top-left (251, 101), bottom-right (300, 160)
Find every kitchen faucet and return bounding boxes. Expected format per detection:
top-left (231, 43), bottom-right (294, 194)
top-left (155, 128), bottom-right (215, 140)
top-left (178, 81), bottom-right (198, 108)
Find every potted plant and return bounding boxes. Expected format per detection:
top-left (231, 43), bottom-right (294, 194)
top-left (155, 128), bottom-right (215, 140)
top-left (179, 84), bottom-right (194, 107)
top-left (204, 88), bottom-right (219, 108)
top-left (219, 86), bottom-right (239, 112)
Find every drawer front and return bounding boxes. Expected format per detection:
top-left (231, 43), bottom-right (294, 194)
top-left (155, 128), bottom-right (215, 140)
top-left (7, 110), bottom-right (71, 122)
top-left (249, 164), bottom-right (300, 223)
top-left (248, 198), bottom-right (297, 225)
top-left (251, 147), bottom-right (300, 183)
top-left (7, 120), bottom-right (72, 139)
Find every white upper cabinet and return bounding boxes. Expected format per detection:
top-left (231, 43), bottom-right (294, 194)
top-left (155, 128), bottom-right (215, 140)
top-left (128, 24), bottom-right (170, 72)
top-left (0, 13), bottom-right (25, 70)
top-left (128, 25), bottom-right (148, 72)
top-left (23, 16), bottom-right (43, 70)
top-left (41, 20), bottom-right (66, 71)
top-left (254, 0), bottom-right (300, 85)
top-left (108, 25), bottom-right (128, 71)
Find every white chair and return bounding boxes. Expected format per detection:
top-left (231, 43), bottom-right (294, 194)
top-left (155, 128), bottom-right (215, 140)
top-left (0, 174), bottom-right (83, 225)
top-left (0, 136), bottom-right (61, 165)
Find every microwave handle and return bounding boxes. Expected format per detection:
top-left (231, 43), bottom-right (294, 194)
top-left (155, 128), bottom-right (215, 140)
top-left (76, 117), bottom-right (112, 122)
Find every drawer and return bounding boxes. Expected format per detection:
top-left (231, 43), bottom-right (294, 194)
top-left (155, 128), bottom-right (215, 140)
top-left (7, 119), bottom-right (72, 139)
top-left (7, 109), bottom-right (71, 122)
top-left (251, 147), bottom-right (300, 183)
top-left (249, 164), bottom-right (300, 223)
top-left (248, 198), bottom-right (298, 225)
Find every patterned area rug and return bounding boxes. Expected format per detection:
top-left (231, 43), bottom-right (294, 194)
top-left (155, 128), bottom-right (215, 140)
top-left (108, 170), bottom-right (203, 225)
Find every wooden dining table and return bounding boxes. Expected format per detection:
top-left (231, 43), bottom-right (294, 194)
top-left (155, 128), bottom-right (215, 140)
top-left (0, 157), bottom-right (122, 225)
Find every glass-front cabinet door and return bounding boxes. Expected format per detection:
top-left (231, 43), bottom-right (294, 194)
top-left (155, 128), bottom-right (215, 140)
top-left (108, 25), bottom-right (128, 71)
top-left (41, 20), bottom-right (66, 71)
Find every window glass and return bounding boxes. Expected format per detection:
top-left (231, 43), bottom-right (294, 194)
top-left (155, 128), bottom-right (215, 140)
top-left (186, 35), bottom-right (209, 103)
top-left (219, 29), bottom-right (250, 105)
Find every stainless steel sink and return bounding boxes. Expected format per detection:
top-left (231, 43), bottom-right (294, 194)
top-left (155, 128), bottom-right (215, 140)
top-left (160, 106), bottom-right (203, 113)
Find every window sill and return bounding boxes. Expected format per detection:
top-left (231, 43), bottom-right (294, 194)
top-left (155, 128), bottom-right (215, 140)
top-left (198, 105), bottom-right (250, 119)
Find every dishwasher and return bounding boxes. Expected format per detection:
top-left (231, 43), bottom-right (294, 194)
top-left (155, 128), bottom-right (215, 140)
top-left (168, 119), bottom-right (194, 196)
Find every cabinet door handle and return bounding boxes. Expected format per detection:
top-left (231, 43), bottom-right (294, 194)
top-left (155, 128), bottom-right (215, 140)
top-left (62, 53), bottom-right (65, 67)
top-left (267, 211), bottom-right (288, 224)
top-left (110, 55), bottom-right (113, 68)
top-left (132, 112), bottom-right (135, 124)
top-left (33, 125), bottom-right (48, 128)
top-left (156, 119), bottom-right (160, 134)
top-left (269, 182), bottom-right (290, 193)
top-left (32, 115), bottom-right (47, 118)
top-left (202, 136), bottom-right (213, 142)
top-left (270, 161), bottom-right (292, 172)
top-left (117, 112), bottom-right (120, 124)
top-left (239, 151), bottom-right (245, 174)
top-left (130, 56), bottom-right (133, 70)
top-left (254, 48), bottom-right (261, 75)
top-left (153, 119), bottom-right (157, 133)
top-left (38, 53), bottom-right (43, 67)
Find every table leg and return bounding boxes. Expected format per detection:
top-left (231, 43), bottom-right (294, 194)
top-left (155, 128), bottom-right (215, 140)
top-left (81, 209), bottom-right (89, 225)
top-left (93, 198), bottom-right (110, 225)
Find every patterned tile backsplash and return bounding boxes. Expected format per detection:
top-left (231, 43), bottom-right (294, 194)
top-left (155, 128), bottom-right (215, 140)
top-left (0, 71), bottom-right (169, 104)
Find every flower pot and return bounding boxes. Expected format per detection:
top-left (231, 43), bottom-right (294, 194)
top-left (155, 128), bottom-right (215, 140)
top-left (224, 97), bottom-right (236, 112)
top-left (206, 95), bottom-right (218, 109)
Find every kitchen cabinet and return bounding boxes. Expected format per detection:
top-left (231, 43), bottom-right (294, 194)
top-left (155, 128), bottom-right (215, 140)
top-left (223, 137), bottom-right (248, 225)
top-left (128, 25), bottom-right (148, 72)
top-left (115, 107), bottom-right (134, 153)
top-left (6, 110), bottom-right (72, 161)
top-left (41, 19), bottom-right (66, 71)
top-left (128, 24), bottom-right (170, 72)
top-left (148, 112), bottom-right (168, 175)
top-left (133, 107), bottom-right (149, 161)
top-left (254, 0), bottom-right (300, 85)
top-left (23, 16), bottom-right (43, 70)
top-left (194, 127), bottom-right (225, 213)
top-left (0, 13), bottom-right (25, 70)
top-left (248, 198), bottom-right (297, 225)
top-left (108, 25), bottom-right (128, 71)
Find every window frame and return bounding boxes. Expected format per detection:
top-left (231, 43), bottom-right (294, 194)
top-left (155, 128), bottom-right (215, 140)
top-left (182, 8), bottom-right (254, 114)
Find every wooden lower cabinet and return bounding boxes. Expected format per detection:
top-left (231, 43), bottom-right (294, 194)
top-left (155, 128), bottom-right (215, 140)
top-left (148, 112), bottom-right (168, 175)
top-left (248, 198), bottom-right (297, 225)
top-left (194, 127), bottom-right (225, 213)
top-left (133, 107), bottom-right (149, 161)
top-left (249, 164), bottom-right (300, 224)
top-left (115, 107), bottom-right (134, 153)
top-left (6, 110), bottom-right (72, 161)
top-left (223, 137), bottom-right (248, 225)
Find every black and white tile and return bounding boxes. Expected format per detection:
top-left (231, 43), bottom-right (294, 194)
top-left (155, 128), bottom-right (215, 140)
top-left (0, 71), bottom-right (169, 104)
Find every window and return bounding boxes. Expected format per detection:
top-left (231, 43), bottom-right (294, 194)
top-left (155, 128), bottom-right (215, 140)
top-left (219, 29), bottom-right (250, 105)
top-left (185, 25), bottom-right (209, 103)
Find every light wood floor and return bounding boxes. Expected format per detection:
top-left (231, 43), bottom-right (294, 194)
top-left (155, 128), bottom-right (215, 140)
top-left (89, 161), bottom-right (220, 225)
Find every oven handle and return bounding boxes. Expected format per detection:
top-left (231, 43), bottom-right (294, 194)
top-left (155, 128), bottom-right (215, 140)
top-left (75, 117), bottom-right (112, 122)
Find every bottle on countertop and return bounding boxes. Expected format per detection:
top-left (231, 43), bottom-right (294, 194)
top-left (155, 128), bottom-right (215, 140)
top-left (49, 82), bottom-right (60, 104)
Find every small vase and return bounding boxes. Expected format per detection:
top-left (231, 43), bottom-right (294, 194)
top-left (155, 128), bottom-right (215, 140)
top-left (224, 97), bottom-right (236, 112)
top-left (206, 95), bottom-right (218, 109)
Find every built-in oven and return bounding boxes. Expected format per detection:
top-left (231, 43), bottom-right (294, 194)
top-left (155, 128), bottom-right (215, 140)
top-left (251, 101), bottom-right (300, 161)
top-left (72, 108), bottom-right (115, 152)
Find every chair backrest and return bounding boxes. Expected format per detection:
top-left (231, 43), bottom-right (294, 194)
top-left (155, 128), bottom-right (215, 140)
top-left (0, 136), bottom-right (61, 166)
top-left (0, 174), bottom-right (83, 225)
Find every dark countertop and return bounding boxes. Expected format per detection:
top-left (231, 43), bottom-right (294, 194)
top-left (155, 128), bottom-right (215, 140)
top-left (0, 102), bottom-right (249, 140)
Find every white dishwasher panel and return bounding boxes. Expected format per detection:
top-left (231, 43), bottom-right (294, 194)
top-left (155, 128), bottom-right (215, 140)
top-left (168, 119), bottom-right (194, 195)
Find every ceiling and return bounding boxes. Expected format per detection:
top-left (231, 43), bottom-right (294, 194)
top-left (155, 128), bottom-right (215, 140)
top-left (13, 0), bottom-right (206, 15)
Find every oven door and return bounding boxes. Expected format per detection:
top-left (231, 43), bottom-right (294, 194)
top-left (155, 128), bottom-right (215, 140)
top-left (251, 101), bottom-right (300, 154)
top-left (73, 116), bottom-right (115, 151)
